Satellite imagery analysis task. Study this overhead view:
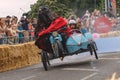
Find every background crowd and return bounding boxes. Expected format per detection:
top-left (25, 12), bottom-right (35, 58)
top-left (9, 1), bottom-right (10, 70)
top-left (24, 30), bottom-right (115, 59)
top-left (0, 9), bottom-right (120, 45)
top-left (68, 9), bottom-right (120, 33)
top-left (0, 16), bottom-right (37, 44)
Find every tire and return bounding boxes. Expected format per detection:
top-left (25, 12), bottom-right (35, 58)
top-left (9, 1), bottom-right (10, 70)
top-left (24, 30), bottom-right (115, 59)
top-left (89, 45), bottom-right (93, 55)
top-left (53, 40), bottom-right (64, 57)
top-left (56, 40), bottom-right (64, 56)
top-left (90, 43), bottom-right (98, 59)
top-left (41, 50), bottom-right (49, 71)
top-left (53, 40), bottom-right (59, 57)
top-left (93, 42), bottom-right (98, 50)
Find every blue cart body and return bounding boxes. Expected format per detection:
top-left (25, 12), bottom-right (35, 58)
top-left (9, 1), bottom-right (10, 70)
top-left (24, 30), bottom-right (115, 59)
top-left (66, 32), bottom-right (92, 54)
top-left (49, 32), bottom-right (93, 54)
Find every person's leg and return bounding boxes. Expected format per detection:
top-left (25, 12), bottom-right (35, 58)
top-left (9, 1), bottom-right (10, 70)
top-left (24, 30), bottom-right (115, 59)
top-left (61, 33), bottom-right (68, 52)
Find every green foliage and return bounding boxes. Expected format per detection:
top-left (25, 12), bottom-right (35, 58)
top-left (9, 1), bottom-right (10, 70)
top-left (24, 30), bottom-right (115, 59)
top-left (116, 0), bottom-right (120, 13)
top-left (28, 0), bottom-right (72, 19)
top-left (28, 0), bottom-right (120, 19)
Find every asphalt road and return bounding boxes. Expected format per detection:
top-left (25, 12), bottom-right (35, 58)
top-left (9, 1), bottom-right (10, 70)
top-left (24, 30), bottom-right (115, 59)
top-left (0, 52), bottom-right (120, 80)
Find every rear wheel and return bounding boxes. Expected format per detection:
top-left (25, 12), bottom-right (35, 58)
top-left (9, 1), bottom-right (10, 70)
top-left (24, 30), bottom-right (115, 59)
top-left (41, 50), bottom-right (49, 71)
top-left (89, 45), bottom-right (93, 55)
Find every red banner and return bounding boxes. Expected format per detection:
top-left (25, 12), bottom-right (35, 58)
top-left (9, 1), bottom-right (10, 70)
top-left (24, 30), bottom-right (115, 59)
top-left (93, 17), bottom-right (112, 33)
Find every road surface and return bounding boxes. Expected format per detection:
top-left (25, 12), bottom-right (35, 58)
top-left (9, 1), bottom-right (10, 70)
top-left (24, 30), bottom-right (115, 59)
top-left (0, 52), bottom-right (120, 80)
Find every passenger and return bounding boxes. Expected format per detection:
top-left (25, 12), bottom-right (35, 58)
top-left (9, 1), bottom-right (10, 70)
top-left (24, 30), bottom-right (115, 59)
top-left (67, 19), bottom-right (82, 34)
top-left (68, 19), bottom-right (77, 29)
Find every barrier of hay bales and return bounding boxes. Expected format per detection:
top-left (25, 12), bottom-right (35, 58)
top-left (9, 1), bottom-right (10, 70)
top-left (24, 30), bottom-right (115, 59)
top-left (99, 30), bottom-right (120, 38)
top-left (0, 42), bottom-right (41, 72)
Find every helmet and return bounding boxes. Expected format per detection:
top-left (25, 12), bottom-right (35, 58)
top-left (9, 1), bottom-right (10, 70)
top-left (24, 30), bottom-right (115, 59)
top-left (68, 20), bottom-right (76, 24)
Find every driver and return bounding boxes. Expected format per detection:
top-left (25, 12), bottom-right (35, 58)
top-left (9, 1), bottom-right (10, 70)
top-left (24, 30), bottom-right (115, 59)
top-left (38, 10), bottom-right (69, 56)
top-left (38, 11), bottom-right (67, 37)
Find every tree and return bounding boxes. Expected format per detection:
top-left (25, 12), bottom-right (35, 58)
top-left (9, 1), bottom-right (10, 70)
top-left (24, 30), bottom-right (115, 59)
top-left (28, 0), bottom-right (72, 19)
top-left (28, 0), bottom-right (106, 19)
top-left (116, 0), bottom-right (120, 14)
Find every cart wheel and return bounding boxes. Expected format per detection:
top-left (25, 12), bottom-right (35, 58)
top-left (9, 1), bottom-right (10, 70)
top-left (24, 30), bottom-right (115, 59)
top-left (90, 43), bottom-right (98, 59)
top-left (56, 40), bottom-right (64, 56)
top-left (89, 45), bottom-right (93, 55)
top-left (41, 50), bottom-right (49, 71)
top-left (53, 40), bottom-right (63, 57)
top-left (93, 42), bottom-right (98, 50)
top-left (53, 40), bottom-right (59, 57)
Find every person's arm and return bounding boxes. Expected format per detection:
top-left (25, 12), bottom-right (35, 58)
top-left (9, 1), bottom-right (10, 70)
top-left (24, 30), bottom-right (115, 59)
top-left (0, 27), bottom-right (4, 32)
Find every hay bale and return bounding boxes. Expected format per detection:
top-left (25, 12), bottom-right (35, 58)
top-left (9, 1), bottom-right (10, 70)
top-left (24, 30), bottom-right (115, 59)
top-left (99, 30), bottom-right (120, 38)
top-left (0, 42), bottom-right (41, 72)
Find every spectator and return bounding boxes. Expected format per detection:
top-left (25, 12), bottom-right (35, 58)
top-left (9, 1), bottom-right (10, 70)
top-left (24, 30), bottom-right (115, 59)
top-left (76, 18), bottom-right (82, 29)
top-left (68, 14), bottom-right (77, 21)
top-left (0, 20), bottom-right (7, 44)
top-left (17, 22), bottom-right (24, 43)
top-left (6, 25), bottom-right (13, 44)
top-left (32, 18), bottom-right (37, 28)
top-left (28, 22), bottom-right (34, 41)
top-left (22, 18), bottom-right (30, 42)
top-left (11, 24), bottom-right (18, 44)
top-left (0, 20), bottom-right (4, 44)
top-left (83, 10), bottom-right (90, 19)
top-left (5, 16), bottom-right (11, 27)
top-left (76, 18), bottom-right (87, 34)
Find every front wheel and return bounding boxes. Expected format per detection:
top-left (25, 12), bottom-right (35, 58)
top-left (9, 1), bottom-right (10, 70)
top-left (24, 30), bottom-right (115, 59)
top-left (52, 40), bottom-right (64, 57)
top-left (89, 42), bottom-right (98, 59)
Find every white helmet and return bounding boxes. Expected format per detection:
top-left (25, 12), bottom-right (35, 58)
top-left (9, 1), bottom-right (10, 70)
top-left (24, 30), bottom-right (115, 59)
top-left (68, 20), bottom-right (76, 24)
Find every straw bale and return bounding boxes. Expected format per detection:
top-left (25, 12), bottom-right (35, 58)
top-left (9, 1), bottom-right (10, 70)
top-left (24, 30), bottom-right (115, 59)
top-left (99, 33), bottom-right (106, 38)
top-left (0, 41), bottom-right (41, 72)
top-left (99, 30), bottom-right (120, 38)
top-left (108, 32), bottom-right (115, 37)
top-left (0, 46), bottom-right (9, 58)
